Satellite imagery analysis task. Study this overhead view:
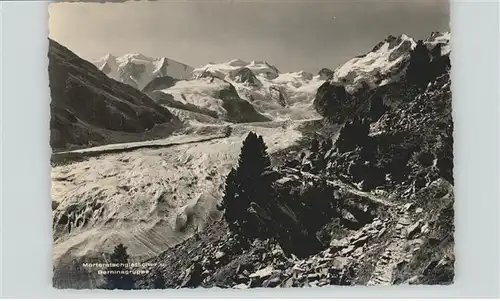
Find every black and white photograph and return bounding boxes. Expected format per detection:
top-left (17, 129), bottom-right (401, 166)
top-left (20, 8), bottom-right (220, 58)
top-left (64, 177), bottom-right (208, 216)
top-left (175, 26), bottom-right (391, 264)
top-left (48, 0), bottom-right (454, 289)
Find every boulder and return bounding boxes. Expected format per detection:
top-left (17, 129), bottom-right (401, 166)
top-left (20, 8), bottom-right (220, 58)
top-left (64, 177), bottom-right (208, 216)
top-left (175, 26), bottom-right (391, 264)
top-left (301, 161), bottom-right (313, 172)
top-left (377, 227), bottom-right (387, 238)
top-left (263, 275), bottom-right (282, 288)
top-left (292, 264), bottom-right (305, 273)
top-left (353, 235), bottom-right (369, 247)
top-left (330, 257), bottom-right (349, 271)
top-left (249, 266), bottom-right (274, 280)
top-left (403, 203), bottom-right (414, 211)
top-left (352, 247), bottom-right (364, 257)
top-left (307, 273), bottom-right (320, 281)
top-left (420, 222), bottom-right (430, 234)
top-left (233, 283), bottom-right (249, 289)
top-left (340, 245), bottom-right (355, 256)
top-left (407, 220), bottom-right (422, 239)
top-left (215, 251), bottom-right (225, 260)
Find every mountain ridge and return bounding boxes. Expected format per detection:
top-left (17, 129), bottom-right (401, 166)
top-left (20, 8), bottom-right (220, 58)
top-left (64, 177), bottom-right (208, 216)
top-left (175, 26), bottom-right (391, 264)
top-left (94, 53), bottom-right (194, 90)
top-left (48, 39), bottom-right (182, 151)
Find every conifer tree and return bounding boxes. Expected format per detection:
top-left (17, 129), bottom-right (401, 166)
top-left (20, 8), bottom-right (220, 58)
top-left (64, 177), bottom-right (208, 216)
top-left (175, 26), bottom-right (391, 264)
top-left (310, 137), bottom-right (320, 153)
top-left (103, 243), bottom-right (135, 290)
top-left (218, 132), bottom-right (274, 238)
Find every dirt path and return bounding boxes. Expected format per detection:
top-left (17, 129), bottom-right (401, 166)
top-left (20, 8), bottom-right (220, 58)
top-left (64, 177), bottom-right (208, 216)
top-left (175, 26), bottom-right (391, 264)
top-left (367, 204), bottom-right (424, 285)
top-left (298, 170), bottom-right (396, 207)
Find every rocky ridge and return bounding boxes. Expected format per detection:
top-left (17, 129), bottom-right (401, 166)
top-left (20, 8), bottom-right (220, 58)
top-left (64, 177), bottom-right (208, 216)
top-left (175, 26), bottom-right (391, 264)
top-left (48, 39), bottom-right (182, 151)
top-left (95, 53), bottom-right (193, 90)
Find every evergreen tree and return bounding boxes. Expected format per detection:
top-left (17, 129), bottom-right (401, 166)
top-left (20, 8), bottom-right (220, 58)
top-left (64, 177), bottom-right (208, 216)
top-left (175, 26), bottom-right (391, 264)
top-left (218, 168), bottom-right (242, 232)
top-left (310, 137), bottom-right (320, 153)
top-left (103, 243), bottom-right (135, 290)
top-left (218, 132), bottom-right (274, 238)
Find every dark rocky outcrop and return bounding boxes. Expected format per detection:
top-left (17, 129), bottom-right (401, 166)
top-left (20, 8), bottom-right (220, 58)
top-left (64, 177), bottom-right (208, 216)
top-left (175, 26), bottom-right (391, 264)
top-left (318, 70), bottom-right (452, 192)
top-left (406, 40), bottom-right (451, 88)
top-left (149, 91), bottom-right (219, 119)
top-left (48, 39), bottom-right (180, 151)
top-left (217, 83), bottom-right (271, 123)
top-left (318, 68), bottom-right (334, 80)
top-left (313, 82), bottom-right (352, 119)
top-left (231, 67), bottom-right (262, 86)
top-left (142, 75), bottom-right (178, 94)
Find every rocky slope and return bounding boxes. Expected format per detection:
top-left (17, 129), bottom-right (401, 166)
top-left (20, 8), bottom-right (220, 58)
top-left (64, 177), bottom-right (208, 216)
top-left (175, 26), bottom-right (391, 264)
top-left (314, 32), bottom-right (451, 122)
top-left (95, 53), bottom-right (193, 90)
top-left (129, 32), bottom-right (454, 289)
top-left (136, 178), bottom-right (452, 288)
top-left (48, 39), bottom-right (182, 151)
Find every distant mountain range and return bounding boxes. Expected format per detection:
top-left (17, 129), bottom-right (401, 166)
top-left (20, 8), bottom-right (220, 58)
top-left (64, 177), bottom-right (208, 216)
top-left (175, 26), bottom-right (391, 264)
top-left (49, 31), bottom-right (450, 150)
top-left (94, 53), bottom-right (193, 90)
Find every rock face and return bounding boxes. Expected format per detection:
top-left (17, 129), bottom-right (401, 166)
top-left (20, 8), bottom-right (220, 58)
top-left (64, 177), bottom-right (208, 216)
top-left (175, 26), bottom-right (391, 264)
top-left (331, 34), bottom-right (416, 93)
top-left (142, 75), bottom-right (178, 94)
top-left (231, 67), bottom-right (262, 86)
top-left (313, 82), bottom-right (352, 118)
top-left (320, 71), bottom-right (452, 192)
top-left (48, 39), bottom-right (181, 151)
top-left (217, 82), bottom-right (272, 123)
top-left (318, 68), bottom-right (334, 80)
top-left (149, 91), bottom-right (220, 119)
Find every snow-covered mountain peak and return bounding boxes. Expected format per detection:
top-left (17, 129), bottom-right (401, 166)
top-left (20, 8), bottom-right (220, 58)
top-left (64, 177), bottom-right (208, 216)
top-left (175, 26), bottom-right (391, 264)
top-left (369, 34), bottom-right (414, 53)
top-left (94, 53), bottom-right (194, 90)
top-left (227, 58), bottom-right (249, 67)
top-left (425, 31), bottom-right (451, 56)
top-left (331, 32), bottom-right (451, 93)
top-left (332, 33), bottom-right (417, 92)
top-left (101, 53), bottom-right (116, 62)
top-left (193, 59), bottom-right (281, 81)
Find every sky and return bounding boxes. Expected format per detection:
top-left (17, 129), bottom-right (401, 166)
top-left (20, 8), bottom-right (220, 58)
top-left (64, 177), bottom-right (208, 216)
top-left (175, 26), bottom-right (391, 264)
top-left (49, 0), bottom-right (450, 73)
